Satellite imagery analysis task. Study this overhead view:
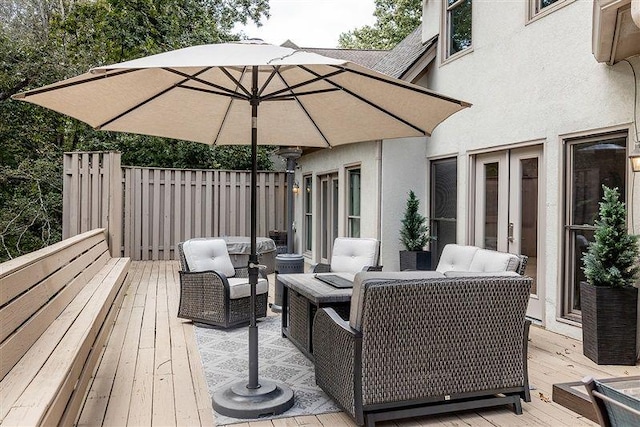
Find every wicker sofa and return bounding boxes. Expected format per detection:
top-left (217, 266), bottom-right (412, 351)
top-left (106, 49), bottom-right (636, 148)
top-left (312, 272), bottom-right (532, 426)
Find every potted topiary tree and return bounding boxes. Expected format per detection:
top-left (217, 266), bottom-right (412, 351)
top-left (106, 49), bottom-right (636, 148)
top-left (581, 185), bottom-right (640, 365)
top-left (399, 190), bottom-right (432, 270)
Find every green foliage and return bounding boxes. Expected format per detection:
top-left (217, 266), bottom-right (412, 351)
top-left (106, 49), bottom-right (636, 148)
top-left (399, 190), bottom-right (430, 251)
top-left (582, 186), bottom-right (640, 288)
top-left (339, 0), bottom-right (422, 49)
top-left (0, 0), bottom-right (270, 261)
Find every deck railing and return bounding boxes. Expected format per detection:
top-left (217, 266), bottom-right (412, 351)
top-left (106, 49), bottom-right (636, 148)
top-left (63, 152), bottom-right (288, 260)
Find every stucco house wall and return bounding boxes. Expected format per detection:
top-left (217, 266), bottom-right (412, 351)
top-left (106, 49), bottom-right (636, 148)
top-left (294, 141), bottom-right (382, 265)
top-left (419, 0), bottom-right (640, 338)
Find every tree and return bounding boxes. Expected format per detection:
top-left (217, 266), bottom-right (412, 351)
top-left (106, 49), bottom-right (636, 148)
top-left (339, 0), bottom-right (422, 50)
top-left (582, 186), bottom-right (640, 287)
top-left (399, 190), bottom-right (430, 251)
top-left (0, 0), bottom-right (271, 261)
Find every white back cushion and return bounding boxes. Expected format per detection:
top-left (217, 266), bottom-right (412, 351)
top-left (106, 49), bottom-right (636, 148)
top-left (182, 238), bottom-right (236, 277)
top-left (444, 271), bottom-right (521, 278)
top-left (330, 238), bottom-right (379, 273)
top-left (435, 244), bottom-right (479, 273)
top-left (468, 249), bottom-right (520, 273)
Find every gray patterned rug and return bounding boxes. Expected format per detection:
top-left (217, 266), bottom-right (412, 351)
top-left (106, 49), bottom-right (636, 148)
top-left (194, 315), bottom-right (341, 426)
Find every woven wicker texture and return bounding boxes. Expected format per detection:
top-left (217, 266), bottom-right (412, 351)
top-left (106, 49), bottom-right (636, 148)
top-left (177, 243), bottom-right (267, 328)
top-left (359, 277), bottom-right (531, 406)
top-left (289, 291), bottom-right (312, 350)
top-left (313, 309), bottom-right (357, 418)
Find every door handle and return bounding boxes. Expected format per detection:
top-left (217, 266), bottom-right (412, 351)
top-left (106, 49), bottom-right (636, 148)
top-left (508, 223), bottom-right (514, 243)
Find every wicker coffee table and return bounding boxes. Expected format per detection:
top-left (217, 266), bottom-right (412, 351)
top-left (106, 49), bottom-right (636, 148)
top-left (279, 273), bottom-right (355, 360)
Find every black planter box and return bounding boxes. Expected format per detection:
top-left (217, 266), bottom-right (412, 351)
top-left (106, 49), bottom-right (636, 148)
top-left (399, 250), bottom-right (432, 271)
top-left (580, 281), bottom-right (638, 365)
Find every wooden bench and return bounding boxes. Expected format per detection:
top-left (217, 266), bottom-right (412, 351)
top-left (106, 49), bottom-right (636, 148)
top-left (0, 228), bottom-right (130, 426)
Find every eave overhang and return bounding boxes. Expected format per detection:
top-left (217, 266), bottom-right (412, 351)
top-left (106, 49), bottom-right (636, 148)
top-left (593, 0), bottom-right (640, 65)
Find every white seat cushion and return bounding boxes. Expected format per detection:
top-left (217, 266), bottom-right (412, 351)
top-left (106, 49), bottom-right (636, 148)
top-left (182, 238), bottom-right (236, 277)
top-left (468, 249), bottom-right (520, 273)
top-left (330, 237), bottom-right (379, 273)
top-left (435, 244), bottom-right (479, 273)
top-left (227, 278), bottom-right (268, 299)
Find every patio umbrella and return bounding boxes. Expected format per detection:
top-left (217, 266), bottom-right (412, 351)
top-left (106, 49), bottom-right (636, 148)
top-left (13, 40), bottom-right (469, 418)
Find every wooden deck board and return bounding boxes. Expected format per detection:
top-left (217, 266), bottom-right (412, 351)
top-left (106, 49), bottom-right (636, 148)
top-left (77, 261), bottom-right (637, 426)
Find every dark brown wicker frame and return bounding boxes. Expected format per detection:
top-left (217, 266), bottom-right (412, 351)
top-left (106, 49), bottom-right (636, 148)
top-left (177, 242), bottom-right (267, 328)
top-left (312, 276), bottom-right (533, 426)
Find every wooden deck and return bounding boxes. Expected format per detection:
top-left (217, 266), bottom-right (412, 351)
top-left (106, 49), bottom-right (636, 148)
top-left (77, 261), bottom-right (640, 426)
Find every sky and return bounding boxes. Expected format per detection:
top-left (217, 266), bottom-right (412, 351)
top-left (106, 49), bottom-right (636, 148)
top-left (234, 0), bottom-right (377, 48)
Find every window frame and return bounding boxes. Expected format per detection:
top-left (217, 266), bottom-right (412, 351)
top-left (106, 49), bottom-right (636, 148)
top-left (526, 0), bottom-right (574, 24)
top-left (346, 167), bottom-right (361, 238)
top-left (561, 131), bottom-right (629, 322)
top-left (303, 174), bottom-right (313, 254)
top-left (441, 0), bottom-right (473, 63)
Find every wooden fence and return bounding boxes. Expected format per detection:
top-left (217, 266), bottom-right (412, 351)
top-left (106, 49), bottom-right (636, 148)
top-left (63, 152), bottom-right (288, 260)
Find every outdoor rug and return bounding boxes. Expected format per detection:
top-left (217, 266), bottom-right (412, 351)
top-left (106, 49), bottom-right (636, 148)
top-left (194, 315), bottom-right (341, 425)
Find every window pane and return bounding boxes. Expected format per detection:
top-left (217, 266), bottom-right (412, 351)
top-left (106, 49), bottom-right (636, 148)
top-left (540, 0), bottom-right (560, 9)
top-left (432, 160), bottom-right (457, 219)
top-left (520, 158), bottom-right (539, 293)
top-left (349, 169), bottom-right (361, 216)
top-left (484, 162), bottom-right (499, 250)
top-left (304, 177), bottom-right (312, 214)
top-left (431, 158), bottom-right (457, 263)
top-left (570, 229), bottom-right (594, 311)
top-left (304, 176), bottom-right (312, 252)
top-left (349, 218), bottom-right (360, 238)
top-left (449, 0), bottom-right (472, 55)
top-left (571, 139), bottom-right (626, 226)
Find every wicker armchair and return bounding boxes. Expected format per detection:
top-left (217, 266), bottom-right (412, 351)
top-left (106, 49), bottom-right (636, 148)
top-left (178, 238), bottom-right (268, 328)
top-left (313, 274), bottom-right (532, 426)
top-left (311, 237), bottom-right (382, 273)
top-left (583, 377), bottom-right (640, 426)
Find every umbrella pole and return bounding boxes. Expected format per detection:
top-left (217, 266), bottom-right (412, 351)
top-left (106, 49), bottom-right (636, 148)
top-left (212, 66), bottom-right (294, 419)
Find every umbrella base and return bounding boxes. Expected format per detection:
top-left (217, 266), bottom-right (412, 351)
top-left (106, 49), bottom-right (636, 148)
top-left (212, 379), bottom-right (294, 419)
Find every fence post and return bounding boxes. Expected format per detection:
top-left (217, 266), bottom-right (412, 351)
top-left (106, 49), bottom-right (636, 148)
top-left (106, 152), bottom-right (123, 257)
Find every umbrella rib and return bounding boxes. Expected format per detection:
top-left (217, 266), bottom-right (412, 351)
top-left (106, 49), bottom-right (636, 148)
top-left (96, 67), bottom-right (211, 130)
top-left (178, 85), bottom-right (247, 100)
top-left (266, 87), bottom-right (341, 101)
top-left (164, 67), bottom-right (250, 100)
top-left (14, 68), bottom-right (139, 98)
top-left (273, 68), bottom-right (332, 148)
top-left (258, 67), bottom-right (280, 97)
top-left (219, 67), bottom-right (252, 98)
top-left (300, 65), bottom-right (426, 136)
top-left (261, 69), bottom-right (346, 100)
top-left (329, 64), bottom-right (471, 107)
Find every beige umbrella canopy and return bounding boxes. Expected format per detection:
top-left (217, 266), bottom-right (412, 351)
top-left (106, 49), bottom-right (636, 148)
top-left (14, 41), bottom-right (468, 147)
top-left (13, 40), bottom-right (469, 419)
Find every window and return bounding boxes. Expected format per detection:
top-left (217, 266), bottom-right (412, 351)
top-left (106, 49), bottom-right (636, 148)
top-left (444, 0), bottom-right (472, 59)
top-left (347, 168), bottom-right (361, 238)
top-left (563, 133), bottom-right (628, 321)
top-left (528, 0), bottom-right (572, 22)
top-left (303, 175), bottom-right (313, 252)
top-left (430, 158), bottom-right (457, 264)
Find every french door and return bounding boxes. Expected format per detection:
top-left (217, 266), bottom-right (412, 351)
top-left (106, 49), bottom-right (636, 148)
top-left (319, 173), bottom-right (339, 263)
top-left (474, 146), bottom-right (543, 320)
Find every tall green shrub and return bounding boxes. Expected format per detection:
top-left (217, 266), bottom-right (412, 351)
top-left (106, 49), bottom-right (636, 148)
top-left (399, 190), bottom-right (430, 251)
top-left (582, 185), bottom-right (640, 288)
